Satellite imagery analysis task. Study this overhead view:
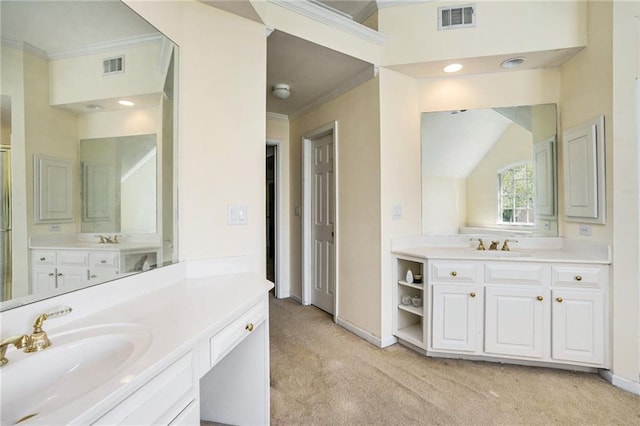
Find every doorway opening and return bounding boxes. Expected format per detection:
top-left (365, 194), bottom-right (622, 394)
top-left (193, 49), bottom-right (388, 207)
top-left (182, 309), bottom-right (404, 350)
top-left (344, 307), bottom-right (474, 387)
top-left (266, 145), bottom-right (277, 288)
top-left (302, 122), bottom-right (338, 318)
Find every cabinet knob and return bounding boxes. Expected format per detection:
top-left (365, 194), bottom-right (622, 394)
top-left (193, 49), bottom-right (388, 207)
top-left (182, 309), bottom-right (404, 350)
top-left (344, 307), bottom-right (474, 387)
top-left (40, 257), bottom-right (46, 261)
top-left (575, 275), bottom-right (582, 281)
top-left (245, 323), bottom-right (254, 332)
top-left (450, 271), bottom-right (458, 277)
top-left (57, 273), bottom-right (63, 277)
top-left (48, 272), bottom-right (54, 277)
top-left (100, 259), bottom-right (107, 264)
top-left (90, 274), bottom-right (97, 279)
top-left (556, 297), bottom-right (563, 303)
top-left (470, 292), bottom-right (476, 298)
top-left (537, 296), bottom-right (544, 301)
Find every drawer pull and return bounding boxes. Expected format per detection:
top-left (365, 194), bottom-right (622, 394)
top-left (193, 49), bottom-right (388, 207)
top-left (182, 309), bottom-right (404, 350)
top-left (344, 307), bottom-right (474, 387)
top-left (536, 296), bottom-right (543, 301)
top-left (100, 259), bottom-right (107, 264)
top-left (556, 297), bottom-right (564, 303)
top-left (40, 257), bottom-right (46, 261)
top-left (470, 292), bottom-right (476, 298)
top-left (57, 273), bottom-right (63, 277)
top-left (575, 275), bottom-right (582, 281)
top-left (245, 323), bottom-right (254, 332)
top-left (48, 272), bottom-right (54, 277)
top-left (450, 271), bottom-right (458, 277)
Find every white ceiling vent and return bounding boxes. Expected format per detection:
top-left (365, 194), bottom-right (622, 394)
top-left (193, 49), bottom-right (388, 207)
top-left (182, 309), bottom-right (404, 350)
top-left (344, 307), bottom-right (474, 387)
top-left (103, 55), bottom-right (124, 75)
top-left (438, 4), bottom-right (476, 30)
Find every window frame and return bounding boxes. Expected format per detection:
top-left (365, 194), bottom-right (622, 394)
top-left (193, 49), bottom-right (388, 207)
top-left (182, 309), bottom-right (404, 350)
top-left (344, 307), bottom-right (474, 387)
top-left (496, 161), bottom-right (535, 227)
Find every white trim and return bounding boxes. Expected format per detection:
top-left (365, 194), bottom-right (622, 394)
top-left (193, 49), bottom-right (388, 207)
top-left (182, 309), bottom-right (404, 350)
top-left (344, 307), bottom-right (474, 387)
top-left (354, 1), bottom-right (380, 23)
top-left (289, 292), bottom-right (302, 304)
top-left (268, 0), bottom-right (389, 46)
top-left (156, 38), bottom-right (174, 76)
top-left (1, 38), bottom-right (47, 59)
top-left (266, 112), bottom-right (289, 122)
top-left (47, 33), bottom-right (164, 60)
top-left (599, 370), bottom-right (640, 396)
top-left (266, 139), bottom-right (290, 299)
top-left (336, 317), bottom-right (392, 348)
top-left (377, 0), bottom-right (433, 8)
top-left (290, 66), bottom-right (376, 121)
top-left (302, 122), bottom-right (339, 319)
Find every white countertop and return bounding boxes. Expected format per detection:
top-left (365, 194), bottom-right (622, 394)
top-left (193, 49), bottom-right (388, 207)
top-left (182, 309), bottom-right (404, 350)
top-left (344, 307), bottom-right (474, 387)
top-left (30, 241), bottom-right (161, 251)
top-left (2, 272), bottom-right (273, 425)
top-left (393, 246), bottom-right (611, 264)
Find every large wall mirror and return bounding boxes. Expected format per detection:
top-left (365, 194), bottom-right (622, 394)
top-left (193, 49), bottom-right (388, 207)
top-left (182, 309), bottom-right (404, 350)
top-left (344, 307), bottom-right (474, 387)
top-left (0, 1), bottom-right (178, 310)
top-left (421, 104), bottom-right (557, 236)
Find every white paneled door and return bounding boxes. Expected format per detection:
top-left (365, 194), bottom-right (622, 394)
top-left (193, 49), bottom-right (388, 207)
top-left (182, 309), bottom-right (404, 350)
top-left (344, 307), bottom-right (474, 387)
top-left (310, 134), bottom-right (335, 314)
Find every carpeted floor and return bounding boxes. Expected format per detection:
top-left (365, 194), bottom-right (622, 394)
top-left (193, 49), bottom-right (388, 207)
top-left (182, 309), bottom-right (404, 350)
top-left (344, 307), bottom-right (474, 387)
top-left (269, 296), bottom-right (640, 425)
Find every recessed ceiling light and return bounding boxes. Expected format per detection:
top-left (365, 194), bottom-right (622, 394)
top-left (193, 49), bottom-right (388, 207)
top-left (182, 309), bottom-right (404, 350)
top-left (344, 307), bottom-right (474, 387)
top-left (501, 57), bottom-right (526, 69)
top-left (443, 63), bottom-right (463, 73)
top-left (118, 100), bottom-right (135, 106)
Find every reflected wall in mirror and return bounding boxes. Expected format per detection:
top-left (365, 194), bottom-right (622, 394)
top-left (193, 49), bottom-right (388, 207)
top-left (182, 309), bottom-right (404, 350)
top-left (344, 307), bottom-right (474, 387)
top-left (0, 1), bottom-right (178, 310)
top-left (421, 104), bottom-right (557, 236)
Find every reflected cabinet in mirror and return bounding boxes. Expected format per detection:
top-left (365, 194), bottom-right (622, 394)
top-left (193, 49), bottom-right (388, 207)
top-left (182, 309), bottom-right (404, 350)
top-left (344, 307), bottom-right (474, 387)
top-left (0, 1), bottom-right (178, 310)
top-left (421, 104), bottom-right (557, 236)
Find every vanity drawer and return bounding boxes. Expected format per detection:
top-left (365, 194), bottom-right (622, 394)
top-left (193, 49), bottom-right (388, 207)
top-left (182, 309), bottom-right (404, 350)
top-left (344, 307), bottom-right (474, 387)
top-left (552, 264), bottom-right (607, 288)
top-left (90, 252), bottom-right (120, 269)
top-left (429, 261), bottom-right (479, 283)
top-left (485, 263), bottom-right (548, 285)
top-left (57, 250), bottom-right (89, 268)
top-left (95, 352), bottom-right (195, 425)
top-left (32, 250), bottom-right (56, 266)
top-left (210, 299), bottom-right (267, 367)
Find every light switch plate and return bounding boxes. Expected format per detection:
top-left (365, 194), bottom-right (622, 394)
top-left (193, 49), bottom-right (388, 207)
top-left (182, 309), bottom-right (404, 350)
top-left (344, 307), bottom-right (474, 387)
top-left (391, 204), bottom-right (402, 220)
top-left (228, 205), bottom-right (248, 225)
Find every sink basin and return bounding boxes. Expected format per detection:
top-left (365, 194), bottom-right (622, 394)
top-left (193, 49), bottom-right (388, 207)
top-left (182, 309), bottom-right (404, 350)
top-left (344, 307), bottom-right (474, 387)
top-left (464, 248), bottom-right (532, 258)
top-left (0, 323), bottom-right (151, 425)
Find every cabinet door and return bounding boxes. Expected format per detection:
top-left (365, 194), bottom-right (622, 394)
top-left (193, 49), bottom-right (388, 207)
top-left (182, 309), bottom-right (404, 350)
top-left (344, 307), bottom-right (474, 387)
top-left (32, 266), bottom-right (57, 292)
top-left (34, 155), bottom-right (73, 222)
top-left (485, 287), bottom-right (548, 358)
top-left (56, 267), bottom-right (87, 288)
top-left (551, 289), bottom-right (604, 365)
top-left (431, 284), bottom-right (481, 352)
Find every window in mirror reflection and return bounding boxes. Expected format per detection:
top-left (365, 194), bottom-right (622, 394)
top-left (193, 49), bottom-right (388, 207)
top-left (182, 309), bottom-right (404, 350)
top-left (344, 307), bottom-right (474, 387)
top-left (498, 162), bottom-right (534, 226)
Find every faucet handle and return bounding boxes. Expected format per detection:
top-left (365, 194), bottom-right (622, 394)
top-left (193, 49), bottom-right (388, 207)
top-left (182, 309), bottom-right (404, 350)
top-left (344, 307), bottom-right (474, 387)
top-left (26, 306), bottom-right (72, 353)
top-left (501, 239), bottom-right (519, 251)
top-left (470, 238), bottom-right (486, 250)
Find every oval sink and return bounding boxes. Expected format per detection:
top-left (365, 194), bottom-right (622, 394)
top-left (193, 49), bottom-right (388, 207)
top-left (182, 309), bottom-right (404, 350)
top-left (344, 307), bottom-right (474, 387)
top-left (464, 248), bottom-right (532, 258)
top-left (0, 323), bottom-right (151, 425)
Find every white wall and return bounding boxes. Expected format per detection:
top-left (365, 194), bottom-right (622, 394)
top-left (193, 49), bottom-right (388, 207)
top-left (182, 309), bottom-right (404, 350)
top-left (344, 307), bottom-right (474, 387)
top-left (125, 1), bottom-right (268, 273)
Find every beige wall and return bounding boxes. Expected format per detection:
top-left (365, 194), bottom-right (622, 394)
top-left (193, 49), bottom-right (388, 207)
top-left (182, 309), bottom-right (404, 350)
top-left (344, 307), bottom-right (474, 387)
top-left (379, 1), bottom-right (586, 67)
top-left (289, 77), bottom-right (381, 335)
top-left (466, 124), bottom-right (533, 227)
top-left (126, 1), bottom-right (267, 273)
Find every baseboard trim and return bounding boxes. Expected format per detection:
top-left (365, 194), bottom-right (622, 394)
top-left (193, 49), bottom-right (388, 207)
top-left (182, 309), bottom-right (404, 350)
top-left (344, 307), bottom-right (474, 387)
top-left (599, 370), bottom-right (640, 395)
top-left (336, 317), bottom-right (384, 348)
top-left (289, 293), bottom-right (302, 304)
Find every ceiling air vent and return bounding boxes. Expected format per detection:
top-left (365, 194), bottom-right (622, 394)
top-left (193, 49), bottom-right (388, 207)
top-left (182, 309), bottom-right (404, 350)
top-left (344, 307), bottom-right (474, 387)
top-left (438, 4), bottom-right (476, 30)
top-left (103, 55), bottom-right (124, 75)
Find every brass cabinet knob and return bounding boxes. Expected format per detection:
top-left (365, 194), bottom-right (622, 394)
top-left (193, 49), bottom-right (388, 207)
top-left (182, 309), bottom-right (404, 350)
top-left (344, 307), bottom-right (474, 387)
top-left (245, 323), bottom-right (254, 332)
top-left (470, 292), bottom-right (476, 298)
top-left (575, 275), bottom-right (582, 281)
top-left (537, 296), bottom-right (544, 301)
top-left (451, 271), bottom-right (458, 277)
top-left (556, 297), bottom-right (564, 303)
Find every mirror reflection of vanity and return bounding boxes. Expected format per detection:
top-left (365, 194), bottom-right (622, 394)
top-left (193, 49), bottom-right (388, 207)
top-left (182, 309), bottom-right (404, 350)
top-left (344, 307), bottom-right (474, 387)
top-left (0, 1), bottom-right (178, 309)
top-left (421, 104), bottom-right (558, 237)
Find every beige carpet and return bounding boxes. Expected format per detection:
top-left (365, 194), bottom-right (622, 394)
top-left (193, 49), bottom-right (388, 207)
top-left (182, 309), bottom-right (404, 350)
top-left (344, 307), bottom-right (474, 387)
top-left (269, 296), bottom-right (640, 425)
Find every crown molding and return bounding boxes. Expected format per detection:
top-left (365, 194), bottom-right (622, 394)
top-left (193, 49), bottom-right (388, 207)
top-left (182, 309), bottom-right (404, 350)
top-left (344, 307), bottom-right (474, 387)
top-left (266, 112), bottom-right (289, 122)
top-left (268, 0), bottom-right (388, 46)
top-left (377, 0), bottom-right (433, 8)
top-left (289, 65), bottom-right (376, 121)
top-left (353, 1), bottom-right (380, 23)
top-left (1, 38), bottom-right (48, 59)
top-left (47, 33), bottom-right (164, 61)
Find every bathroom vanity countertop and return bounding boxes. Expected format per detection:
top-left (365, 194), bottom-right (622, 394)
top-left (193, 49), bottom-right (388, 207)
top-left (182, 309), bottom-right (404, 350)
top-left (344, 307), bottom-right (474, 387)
top-left (29, 241), bottom-right (161, 251)
top-left (393, 246), bottom-right (611, 264)
top-left (3, 272), bottom-right (273, 425)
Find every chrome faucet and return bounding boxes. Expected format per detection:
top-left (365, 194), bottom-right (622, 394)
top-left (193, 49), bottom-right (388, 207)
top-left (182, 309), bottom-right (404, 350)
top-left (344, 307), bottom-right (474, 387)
top-left (489, 240), bottom-right (500, 250)
top-left (0, 306), bottom-right (72, 366)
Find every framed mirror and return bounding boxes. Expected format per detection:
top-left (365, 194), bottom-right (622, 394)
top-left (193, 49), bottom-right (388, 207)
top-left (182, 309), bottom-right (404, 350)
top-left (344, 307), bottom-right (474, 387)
top-left (421, 104), bottom-right (557, 236)
top-left (0, 0), bottom-right (178, 310)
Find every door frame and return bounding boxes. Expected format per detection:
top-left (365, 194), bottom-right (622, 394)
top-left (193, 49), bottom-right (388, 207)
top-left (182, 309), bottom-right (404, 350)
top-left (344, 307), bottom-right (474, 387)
top-left (302, 121), bottom-right (338, 321)
top-left (266, 139), bottom-right (288, 298)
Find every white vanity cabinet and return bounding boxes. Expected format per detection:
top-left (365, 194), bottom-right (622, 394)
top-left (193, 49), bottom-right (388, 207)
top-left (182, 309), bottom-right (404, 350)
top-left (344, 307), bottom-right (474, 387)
top-left (393, 253), bottom-right (610, 370)
top-left (393, 256), bottom-right (427, 348)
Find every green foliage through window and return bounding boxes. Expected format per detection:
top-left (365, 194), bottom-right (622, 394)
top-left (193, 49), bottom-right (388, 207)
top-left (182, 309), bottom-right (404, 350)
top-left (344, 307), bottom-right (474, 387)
top-left (498, 163), bottom-right (534, 225)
